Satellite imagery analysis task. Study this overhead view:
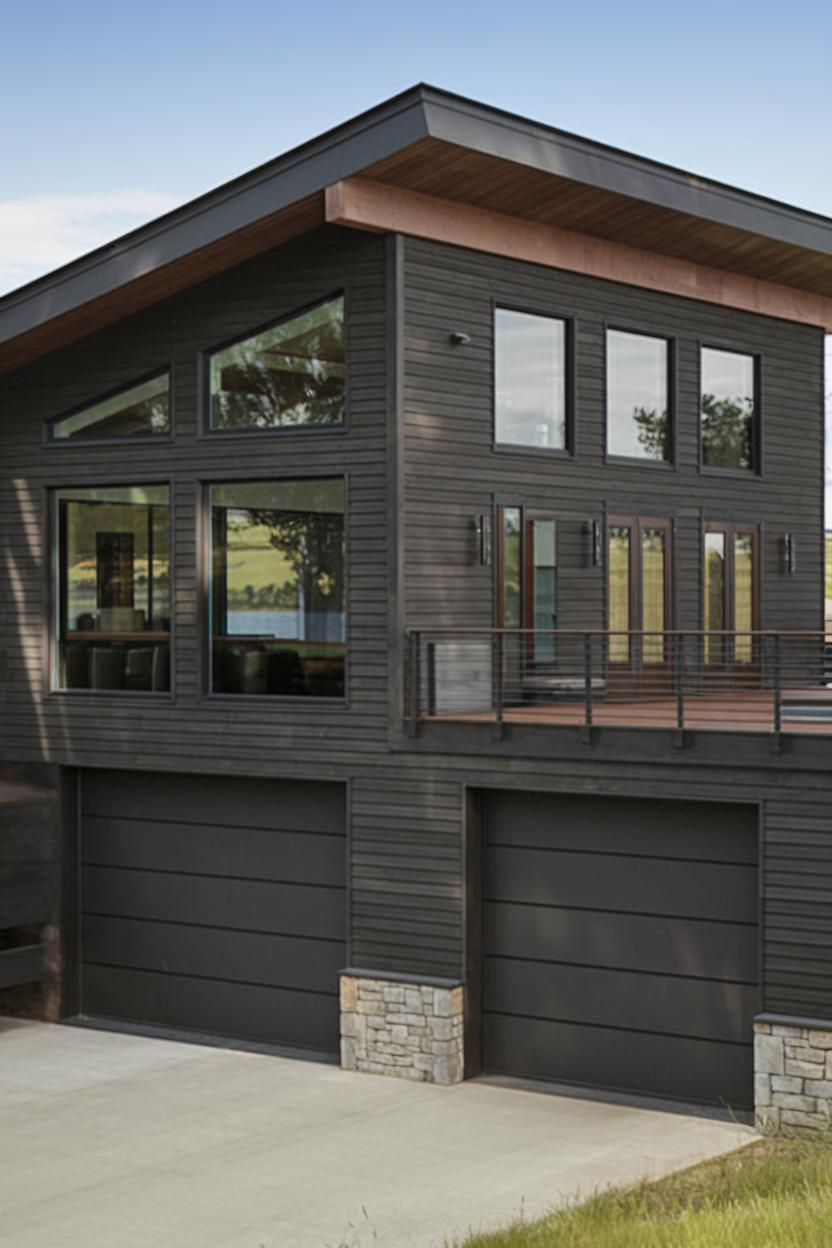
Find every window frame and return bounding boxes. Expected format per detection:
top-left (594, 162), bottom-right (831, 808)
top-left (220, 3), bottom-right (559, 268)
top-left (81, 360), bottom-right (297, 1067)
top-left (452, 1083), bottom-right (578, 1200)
top-left (702, 519), bottom-right (760, 634)
top-left (48, 478), bottom-right (175, 699)
top-left (202, 291), bottom-right (349, 438)
top-left (200, 471), bottom-right (349, 706)
top-left (44, 367), bottom-right (174, 446)
top-left (492, 300), bottom-right (576, 458)
top-left (698, 341), bottom-right (763, 479)
top-left (604, 324), bottom-right (676, 469)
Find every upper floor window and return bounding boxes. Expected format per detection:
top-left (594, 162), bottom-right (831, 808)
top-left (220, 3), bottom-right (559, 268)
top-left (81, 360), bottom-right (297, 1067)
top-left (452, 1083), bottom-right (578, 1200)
top-left (208, 296), bottom-right (345, 432)
top-left (494, 308), bottom-right (568, 451)
top-left (701, 347), bottom-right (758, 472)
top-left (48, 372), bottom-right (170, 442)
top-left (606, 329), bottom-right (671, 463)
top-left (209, 478), bottom-right (345, 698)
top-left (54, 484), bottom-right (171, 692)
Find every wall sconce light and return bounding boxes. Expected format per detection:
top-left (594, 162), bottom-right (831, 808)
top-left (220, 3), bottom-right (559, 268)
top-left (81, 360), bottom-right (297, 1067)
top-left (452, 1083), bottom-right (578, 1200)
top-left (474, 513), bottom-right (493, 566)
top-left (585, 518), bottom-right (603, 567)
top-left (449, 331), bottom-right (471, 346)
top-left (783, 533), bottom-right (797, 576)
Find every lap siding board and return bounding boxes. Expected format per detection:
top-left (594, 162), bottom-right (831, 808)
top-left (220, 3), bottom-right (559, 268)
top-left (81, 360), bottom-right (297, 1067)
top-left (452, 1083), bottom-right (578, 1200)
top-left (78, 770), bottom-right (347, 1054)
top-left (481, 791), bottom-right (758, 1109)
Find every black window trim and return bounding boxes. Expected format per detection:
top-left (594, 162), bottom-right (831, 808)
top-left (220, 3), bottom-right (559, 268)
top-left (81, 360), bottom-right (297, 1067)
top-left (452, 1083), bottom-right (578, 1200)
top-left (202, 289), bottom-right (349, 439)
top-left (199, 470), bottom-right (350, 707)
top-left (697, 340), bottom-right (763, 480)
top-left (603, 323), bottom-right (677, 471)
top-left (47, 477), bottom-right (175, 700)
top-left (44, 367), bottom-right (174, 447)
top-left (492, 299), bottom-right (576, 459)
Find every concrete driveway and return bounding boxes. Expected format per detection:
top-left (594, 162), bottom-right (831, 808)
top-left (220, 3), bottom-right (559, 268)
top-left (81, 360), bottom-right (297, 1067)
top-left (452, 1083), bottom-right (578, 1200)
top-left (0, 1018), bottom-right (754, 1248)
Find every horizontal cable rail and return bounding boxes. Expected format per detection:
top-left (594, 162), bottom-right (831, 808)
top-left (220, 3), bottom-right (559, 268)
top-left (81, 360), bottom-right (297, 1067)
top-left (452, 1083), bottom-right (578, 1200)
top-left (406, 629), bottom-right (832, 739)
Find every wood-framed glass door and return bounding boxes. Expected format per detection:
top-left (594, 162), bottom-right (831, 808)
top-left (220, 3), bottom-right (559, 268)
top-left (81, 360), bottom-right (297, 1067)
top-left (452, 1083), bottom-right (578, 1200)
top-left (703, 523), bottom-right (758, 667)
top-left (496, 504), bottom-right (558, 664)
top-left (608, 515), bottom-right (672, 669)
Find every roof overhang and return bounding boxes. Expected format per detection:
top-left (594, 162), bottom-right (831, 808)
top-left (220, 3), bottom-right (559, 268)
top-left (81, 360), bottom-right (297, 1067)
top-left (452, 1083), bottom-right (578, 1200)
top-left (1, 85), bottom-right (831, 376)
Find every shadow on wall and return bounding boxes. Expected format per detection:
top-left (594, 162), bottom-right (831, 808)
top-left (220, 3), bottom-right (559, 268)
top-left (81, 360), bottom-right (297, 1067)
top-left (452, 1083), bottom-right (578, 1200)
top-left (0, 477), bottom-right (66, 1020)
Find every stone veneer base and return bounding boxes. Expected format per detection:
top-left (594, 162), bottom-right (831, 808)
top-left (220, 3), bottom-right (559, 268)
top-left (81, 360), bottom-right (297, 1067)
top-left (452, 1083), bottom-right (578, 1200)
top-left (755, 1020), bottom-right (832, 1133)
top-left (340, 971), bottom-right (464, 1084)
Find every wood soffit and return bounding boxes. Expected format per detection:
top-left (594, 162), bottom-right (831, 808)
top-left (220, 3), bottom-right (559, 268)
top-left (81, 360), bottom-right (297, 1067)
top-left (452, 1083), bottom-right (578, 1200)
top-left (326, 172), bottom-right (832, 332)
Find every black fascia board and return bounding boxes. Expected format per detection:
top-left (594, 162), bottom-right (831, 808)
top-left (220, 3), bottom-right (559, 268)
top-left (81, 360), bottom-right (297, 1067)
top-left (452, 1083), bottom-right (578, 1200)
top-left (419, 85), bottom-right (832, 257)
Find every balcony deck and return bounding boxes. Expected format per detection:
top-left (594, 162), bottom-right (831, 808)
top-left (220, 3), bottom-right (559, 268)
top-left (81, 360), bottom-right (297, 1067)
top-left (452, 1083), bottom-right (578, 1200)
top-left (410, 629), bottom-right (832, 738)
top-left (427, 688), bottom-right (832, 734)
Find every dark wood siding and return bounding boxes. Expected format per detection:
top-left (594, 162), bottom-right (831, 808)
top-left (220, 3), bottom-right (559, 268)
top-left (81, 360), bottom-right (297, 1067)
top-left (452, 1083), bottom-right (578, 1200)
top-left (401, 236), bottom-right (824, 637)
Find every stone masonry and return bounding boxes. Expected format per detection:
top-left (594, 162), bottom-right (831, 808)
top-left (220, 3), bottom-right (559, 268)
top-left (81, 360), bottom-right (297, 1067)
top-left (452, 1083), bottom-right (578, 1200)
top-left (340, 973), bottom-right (464, 1084)
top-left (755, 1020), bottom-right (832, 1133)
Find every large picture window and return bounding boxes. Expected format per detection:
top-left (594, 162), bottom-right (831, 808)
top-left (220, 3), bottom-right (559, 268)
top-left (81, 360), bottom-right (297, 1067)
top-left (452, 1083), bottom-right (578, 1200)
top-left (606, 329), bottom-right (671, 462)
top-left (208, 296), bottom-right (345, 431)
top-left (701, 347), bottom-right (758, 472)
top-left (54, 485), bottom-right (171, 691)
top-left (48, 372), bottom-right (170, 441)
top-left (209, 479), bottom-right (345, 697)
top-left (494, 308), bottom-right (568, 451)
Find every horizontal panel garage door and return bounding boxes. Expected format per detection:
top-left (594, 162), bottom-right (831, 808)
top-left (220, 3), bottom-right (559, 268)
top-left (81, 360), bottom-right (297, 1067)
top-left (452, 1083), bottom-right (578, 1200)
top-left (80, 770), bottom-right (346, 1054)
top-left (483, 792), bottom-right (758, 1109)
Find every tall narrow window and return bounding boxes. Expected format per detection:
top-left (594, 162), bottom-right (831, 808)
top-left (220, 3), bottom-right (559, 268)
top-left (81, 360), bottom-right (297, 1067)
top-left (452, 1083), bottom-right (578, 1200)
top-left (499, 507), bottom-right (523, 628)
top-left (54, 485), bottom-right (171, 691)
top-left (701, 347), bottom-right (757, 471)
top-left (527, 516), bottom-right (557, 661)
top-left (209, 296), bottom-right (345, 431)
top-left (495, 309), bottom-right (568, 450)
top-left (209, 479), bottom-right (345, 697)
top-left (607, 329), bottom-right (671, 462)
top-left (608, 526), bottom-right (631, 662)
top-left (48, 372), bottom-right (170, 441)
top-left (608, 516), bottom-right (672, 666)
top-left (703, 523), bottom-right (757, 666)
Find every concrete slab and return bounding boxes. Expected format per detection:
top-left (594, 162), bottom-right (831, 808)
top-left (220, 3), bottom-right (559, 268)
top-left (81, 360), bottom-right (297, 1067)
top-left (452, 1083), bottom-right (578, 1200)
top-left (0, 1018), bottom-right (755, 1248)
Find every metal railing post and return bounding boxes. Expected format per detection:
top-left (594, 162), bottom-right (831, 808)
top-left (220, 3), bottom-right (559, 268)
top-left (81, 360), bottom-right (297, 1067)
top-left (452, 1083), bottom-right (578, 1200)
top-left (408, 630), bottom-right (421, 737)
top-left (493, 631), bottom-right (504, 738)
top-left (771, 633), bottom-right (782, 752)
top-left (581, 632), bottom-right (593, 743)
top-left (674, 632), bottom-right (685, 747)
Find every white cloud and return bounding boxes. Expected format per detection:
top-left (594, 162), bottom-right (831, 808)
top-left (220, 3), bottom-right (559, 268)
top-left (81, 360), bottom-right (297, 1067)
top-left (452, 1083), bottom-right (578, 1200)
top-left (0, 189), bottom-right (182, 295)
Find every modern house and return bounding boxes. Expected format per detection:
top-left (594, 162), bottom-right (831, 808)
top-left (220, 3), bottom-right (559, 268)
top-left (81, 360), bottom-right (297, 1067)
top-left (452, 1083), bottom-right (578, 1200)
top-left (3, 86), bottom-right (832, 1132)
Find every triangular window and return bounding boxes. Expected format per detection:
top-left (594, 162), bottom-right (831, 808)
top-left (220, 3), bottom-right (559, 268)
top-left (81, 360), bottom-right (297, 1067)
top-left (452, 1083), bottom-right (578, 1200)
top-left (48, 372), bottom-right (170, 441)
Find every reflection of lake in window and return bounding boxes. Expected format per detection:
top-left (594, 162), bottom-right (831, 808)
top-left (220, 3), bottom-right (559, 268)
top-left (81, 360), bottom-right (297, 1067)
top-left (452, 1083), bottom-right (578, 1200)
top-left (210, 479), bottom-right (346, 697)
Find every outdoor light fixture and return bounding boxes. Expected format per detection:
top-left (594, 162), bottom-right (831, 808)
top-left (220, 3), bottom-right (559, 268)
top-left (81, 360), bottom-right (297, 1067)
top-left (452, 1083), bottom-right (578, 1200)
top-left (586, 519), bottom-right (603, 567)
top-left (783, 532), bottom-right (797, 575)
top-left (449, 331), bottom-right (471, 346)
top-left (474, 513), bottom-right (493, 566)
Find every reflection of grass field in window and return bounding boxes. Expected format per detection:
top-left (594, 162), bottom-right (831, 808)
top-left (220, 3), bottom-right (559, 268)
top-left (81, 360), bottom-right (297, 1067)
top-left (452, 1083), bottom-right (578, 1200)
top-left (226, 524), bottom-right (296, 608)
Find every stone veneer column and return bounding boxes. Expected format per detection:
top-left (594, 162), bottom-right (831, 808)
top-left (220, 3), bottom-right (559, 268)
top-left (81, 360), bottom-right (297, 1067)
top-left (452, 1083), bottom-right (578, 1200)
top-left (340, 971), bottom-right (464, 1084)
top-left (755, 1019), bottom-right (832, 1132)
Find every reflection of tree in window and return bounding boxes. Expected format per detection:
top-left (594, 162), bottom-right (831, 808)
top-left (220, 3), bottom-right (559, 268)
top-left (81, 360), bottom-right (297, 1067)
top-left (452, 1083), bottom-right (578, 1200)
top-left (633, 406), bottom-right (669, 460)
top-left (211, 298), bottom-right (345, 430)
top-left (702, 394), bottom-right (753, 469)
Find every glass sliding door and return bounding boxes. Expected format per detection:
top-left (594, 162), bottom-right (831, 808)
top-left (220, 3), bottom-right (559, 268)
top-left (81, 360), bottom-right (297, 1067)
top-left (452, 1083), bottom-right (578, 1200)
top-left (608, 516), bottom-right (671, 668)
top-left (497, 506), bottom-right (558, 669)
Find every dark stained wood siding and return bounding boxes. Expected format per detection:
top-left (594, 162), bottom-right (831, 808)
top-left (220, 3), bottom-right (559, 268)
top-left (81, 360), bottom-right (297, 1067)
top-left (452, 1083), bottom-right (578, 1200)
top-left (2, 223), bottom-right (832, 1033)
top-left (0, 226), bottom-right (390, 773)
top-left (401, 236), bottom-right (825, 637)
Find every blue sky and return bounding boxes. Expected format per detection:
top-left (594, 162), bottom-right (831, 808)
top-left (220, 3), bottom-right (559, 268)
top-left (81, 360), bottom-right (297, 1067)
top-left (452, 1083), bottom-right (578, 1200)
top-left (1, 0), bottom-right (831, 293)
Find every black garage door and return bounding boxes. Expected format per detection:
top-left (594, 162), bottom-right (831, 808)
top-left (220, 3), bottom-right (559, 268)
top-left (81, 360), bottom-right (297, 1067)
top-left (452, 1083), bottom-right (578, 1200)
top-left (79, 770), bottom-right (346, 1054)
top-left (483, 792), bottom-right (758, 1108)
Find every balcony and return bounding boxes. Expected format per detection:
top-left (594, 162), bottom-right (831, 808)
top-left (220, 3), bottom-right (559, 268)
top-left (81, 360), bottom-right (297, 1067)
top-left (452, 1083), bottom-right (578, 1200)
top-left (406, 630), bottom-right (832, 744)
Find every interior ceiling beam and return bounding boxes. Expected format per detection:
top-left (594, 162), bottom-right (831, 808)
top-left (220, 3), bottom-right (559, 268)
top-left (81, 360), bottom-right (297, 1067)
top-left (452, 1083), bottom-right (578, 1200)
top-left (326, 177), bottom-right (832, 332)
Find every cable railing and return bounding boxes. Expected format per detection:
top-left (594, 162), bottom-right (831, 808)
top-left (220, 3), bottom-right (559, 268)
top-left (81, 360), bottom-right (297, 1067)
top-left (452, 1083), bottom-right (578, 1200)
top-left (406, 629), bottom-right (832, 740)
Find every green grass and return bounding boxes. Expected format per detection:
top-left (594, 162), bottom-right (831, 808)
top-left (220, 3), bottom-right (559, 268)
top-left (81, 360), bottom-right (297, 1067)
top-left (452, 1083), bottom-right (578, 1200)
top-left (447, 1135), bottom-right (832, 1248)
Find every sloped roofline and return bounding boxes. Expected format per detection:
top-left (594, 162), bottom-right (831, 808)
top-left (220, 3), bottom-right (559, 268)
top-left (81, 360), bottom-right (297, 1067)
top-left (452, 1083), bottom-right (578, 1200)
top-left (1, 82), bottom-right (830, 352)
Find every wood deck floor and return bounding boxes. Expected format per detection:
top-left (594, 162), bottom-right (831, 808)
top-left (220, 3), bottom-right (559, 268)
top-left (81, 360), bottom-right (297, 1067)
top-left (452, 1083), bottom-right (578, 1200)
top-left (429, 689), bottom-right (832, 734)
